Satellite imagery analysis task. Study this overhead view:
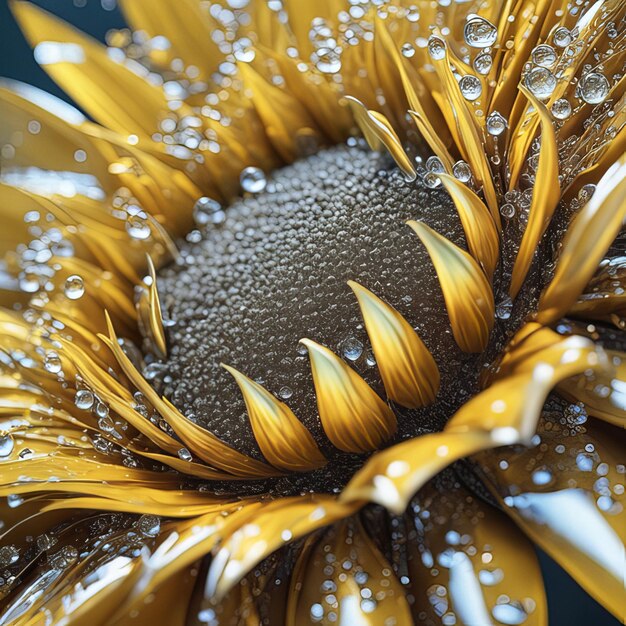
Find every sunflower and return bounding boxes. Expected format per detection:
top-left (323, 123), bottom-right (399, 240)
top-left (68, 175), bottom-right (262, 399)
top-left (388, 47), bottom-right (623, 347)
top-left (0, 0), bottom-right (625, 624)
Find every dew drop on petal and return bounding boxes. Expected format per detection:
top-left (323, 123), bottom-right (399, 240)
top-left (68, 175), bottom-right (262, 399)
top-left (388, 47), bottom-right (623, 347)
top-left (240, 167), bottom-right (267, 193)
top-left (486, 111), bottom-right (508, 136)
top-left (551, 98), bottom-right (572, 120)
top-left (125, 215), bottom-right (151, 240)
top-left (0, 435), bottom-right (14, 458)
top-left (137, 514), bottom-right (161, 537)
top-left (578, 72), bottom-right (610, 105)
top-left (524, 66), bottom-right (557, 100)
top-left (473, 51), bottom-right (493, 75)
top-left (459, 75), bottom-right (483, 101)
top-left (452, 160), bottom-right (472, 182)
top-left (44, 351), bottom-right (62, 374)
top-left (64, 274), bottom-right (85, 300)
top-left (464, 15), bottom-right (498, 48)
top-left (531, 44), bottom-right (557, 67)
top-left (553, 26), bottom-right (573, 47)
top-left (75, 389), bottom-right (95, 410)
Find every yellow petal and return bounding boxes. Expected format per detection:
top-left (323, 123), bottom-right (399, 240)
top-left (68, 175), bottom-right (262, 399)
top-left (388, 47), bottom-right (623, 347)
top-left (438, 173), bottom-right (500, 280)
top-left (406, 481), bottom-right (547, 626)
top-left (340, 430), bottom-right (492, 514)
top-left (477, 416), bottom-right (626, 621)
top-left (11, 0), bottom-right (173, 138)
top-left (300, 338), bottom-right (397, 453)
top-left (407, 220), bottom-right (494, 353)
top-left (345, 96), bottom-right (417, 181)
top-left (206, 495), bottom-right (360, 600)
top-left (100, 312), bottom-right (280, 478)
top-left (286, 518), bottom-right (413, 626)
top-left (348, 280), bottom-right (439, 408)
top-left (136, 255), bottom-right (168, 359)
top-left (558, 349), bottom-right (626, 429)
top-left (221, 364), bottom-right (327, 472)
top-left (118, 0), bottom-right (221, 80)
top-left (537, 155), bottom-right (626, 324)
top-left (447, 334), bottom-right (607, 443)
top-left (509, 86), bottom-right (561, 298)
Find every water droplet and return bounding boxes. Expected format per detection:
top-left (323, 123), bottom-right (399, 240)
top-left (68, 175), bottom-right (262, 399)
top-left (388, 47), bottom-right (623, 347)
top-left (459, 75), bottom-right (482, 101)
top-left (553, 26), bottom-right (572, 47)
top-left (578, 72), bottom-right (610, 105)
top-left (486, 111), bottom-right (508, 135)
top-left (0, 546), bottom-right (19, 567)
top-left (551, 98), bottom-right (572, 120)
top-left (492, 602), bottom-right (528, 625)
top-left (64, 274), bottom-right (85, 300)
top-left (427, 36), bottom-right (446, 60)
top-left (0, 435), bottom-right (14, 458)
top-left (126, 215), bottom-right (151, 240)
top-left (426, 156), bottom-right (445, 174)
top-left (240, 166), bottom-right (267, 193)
top-left (401, 43), bottom-right (415, 58)
top-left (193, 197), bottom-right (224, 226)
top-left (473, 51), bottom-right (492, 75)
top-left (496, 296), bottom-right (513, 319)
top-left (424, 172), bottom-right (442, 188)
top-left (478, 568), bottom-right (504, 585)
top-left (98, 415), bottom-right (115, 433)
top-left (75, 389), bottom-right (95, 410)
top-left (278, 386), bottom-right (293, 400)
top-left (500, 203), bottom-right (515, 218)
top-left (464, 15), bottom-right (498, 48)
top-left (137, 514), bottom-right (161, 537)
top-left (531, 44), bottom-right (557, 67)
top-left (577, 184), bottom-right (596, 204)
top-left (178, 447), bottom-right (192, 461)
top-left (340, 336), bottom-right (363, 361)
top-left (532, 467), bottom-right (554, 486)
top-left (44, 351), bottom-right (62, 374)
top-left (524, 66), bottom-right (556, 100)
top-left (452, 160), bottom-right (472, 182)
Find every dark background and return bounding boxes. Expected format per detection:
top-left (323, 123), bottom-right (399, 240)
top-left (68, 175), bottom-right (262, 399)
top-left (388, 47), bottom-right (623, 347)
top-left (0, 2), bottom-right (620, 624)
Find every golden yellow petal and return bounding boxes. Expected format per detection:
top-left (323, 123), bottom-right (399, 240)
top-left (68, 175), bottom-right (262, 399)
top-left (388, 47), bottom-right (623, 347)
top-left (558, 349), bottom-right (626, 429)
top-left (286, 518), bottom-right (413, 626)
top-left (438, 173), bottom-right (500, 280)
top-left (100, 312), bottom-right (280, 478)
top-left (537, 155), bottom-right (626, 324)
top-left (509, 86), bottom-right (561, 298)
top-left (406, 481), bottom-right (547, 626)
top-left (238, 62), bottom-right (319, 163)
top-left (135, 255), bottom-right (168, 359)
top-left (348, 280), bottom-right (439, 408)
top-left (407, 220), bottom-right (494, 353)
top-left (206, 495), bottom-right (360, 600)
top-left (447, 334), bottom-right (607, 443)
top-left (428, 36), bottom-right (500, 225)
top-left (221, 364), bottom-right (327, 472)
top-left (11, 0), bottom-right (175, 138)
top-left (118, 0), bottom-right (221, 80)
top-left (340, 429), bottom-right (492, 514)
top-left (299, 338), bottom-right (397, 453)
top-left (345, 96), bottom-right (417, 181)
top-left (477, 417), bottom-right (626, 621)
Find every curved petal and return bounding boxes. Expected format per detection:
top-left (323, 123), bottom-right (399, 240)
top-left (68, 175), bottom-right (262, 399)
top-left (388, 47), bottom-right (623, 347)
top-left (286, 517), bottom-right (413, 625)
top-left (222, 363), bottom-right (327, 472)
top-left (348, 280), bottom-right (439, 408)
top-left (405, 481), bottom-right (547, 626)
top-left (407, 220), bottom-right (494, 353)
top-left (300, 338), bottom-right (397, 453)
top-left (537, 155), bottom-right (626, 324)
top-left (476, 408), bottom-right (626, 621)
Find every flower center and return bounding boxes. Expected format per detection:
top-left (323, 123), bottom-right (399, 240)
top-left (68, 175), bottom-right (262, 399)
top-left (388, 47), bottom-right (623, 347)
top-left (152, 143), bottom-right (532, 494)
